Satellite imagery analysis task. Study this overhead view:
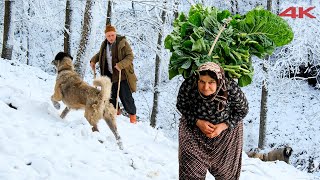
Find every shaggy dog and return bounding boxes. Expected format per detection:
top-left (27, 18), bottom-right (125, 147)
top-left (246, 147), bottom-right (293, 164)
top-left (51, 52), bottom-right (123, 150)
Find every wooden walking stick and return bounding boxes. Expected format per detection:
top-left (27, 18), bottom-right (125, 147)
top-left (115, 69), bottom-right (121, 116)
top-left (93, 68), bottom-right (96, 79)
top-left (93, 66), bottom-right (97, 88)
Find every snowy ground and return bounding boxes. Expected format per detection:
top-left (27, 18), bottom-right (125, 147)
top-left (0, 59), bottom-right (319, 179)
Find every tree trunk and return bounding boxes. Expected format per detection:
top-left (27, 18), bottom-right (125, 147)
top-left (26, 2), bottom-right (30, 65)
top-left (267, 0), bottom-right (272, 12)
top-left (258, 60), bottom-right (268, 149)
top-left (276, 0), bottom-right (280, 15)
top-left (258, 0), bottom-right (272, 149)
top-left (230, 0), bottom-right (238, 14)
top-left (64, 0), bottom-right (72, 55)
top-left (173, 0), bottom-right (179, 19)
top-left (1, 1), bottom-right (14, 60)
top-left (74, 1), bottom-right (93, 78)
top-left (131, 1), bottom-right (135, 17)
top-left (150, 1), bottom-right (167, 128)
top-left (106, 0), bottom-right (112, 25)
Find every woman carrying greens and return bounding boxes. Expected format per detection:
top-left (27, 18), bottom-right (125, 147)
top-left (177, 62), bottom-right (249, 179)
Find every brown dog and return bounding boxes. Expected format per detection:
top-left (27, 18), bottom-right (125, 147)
top-left (51, 52), bottom-right (123, 149)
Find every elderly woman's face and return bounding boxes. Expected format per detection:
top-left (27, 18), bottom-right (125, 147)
top-left (198, 75), bottom-right (217, 96)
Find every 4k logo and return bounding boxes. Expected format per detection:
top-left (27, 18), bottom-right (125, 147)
top-left (279, 7), bottom-right (316, 18)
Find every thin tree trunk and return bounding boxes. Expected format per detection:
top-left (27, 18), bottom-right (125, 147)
top-left (231, 0), bottom-right (238, 14)
top-left (258, 0), bottom-right (272, 149)
top-left (267, 0), bottom-right (272, 12)
top-left (276, 0), bottom-right (280, 15)
top-left (255, 2), bottom-right (263, 7)
top-left (258, 60), bottom-right (268, 149)
top-left (131, 1), bottom-right (135, 17)
top-left (106, 0), bottom-right (112, 25)
top-left (26, 2), bottom-right (30, 65)
top-left (173, 0), bottom-right (179, 19)
top-left (1, 1), bottom-right (14, 60)
top-left (64, 0), bottom-right (72, 54)
top-left (74, 1), bottom-right (93, 78)
top-left (150, 1), bottom-right (167, 128)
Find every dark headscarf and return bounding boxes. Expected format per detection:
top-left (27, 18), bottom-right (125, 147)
top-left (197, 62), bottom-right (228, 111)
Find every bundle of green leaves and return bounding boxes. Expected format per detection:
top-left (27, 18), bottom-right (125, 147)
top-left (164, 4), bottom-right (293, 87)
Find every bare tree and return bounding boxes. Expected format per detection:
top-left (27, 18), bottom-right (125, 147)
top-left (64, 0), bottom-right (72, 54)
top-left (1, 0), bottom-right (14, 60)
top-left (276, 0), bottom-right (280, 15)
top-left (74, 0), bottom-right (94, 78)
top-left (150, 1), bottom-right (167, 128)
top-left (131, 1), bottom-right (136, 17)
top-left (106, 0), bottom-right (112, 25)
top-left (309, 0), bottom-right (313, 5)
top-left (258, 63), bottom-right (268, 149)
top-left (258, 0), bottom-right (272, 149)
top-left (230, 0), bottom-right (239, 14)
top-left (26, 1), bottom-right (31, 65)
top-left (173, 0), bottom-right (179, 19)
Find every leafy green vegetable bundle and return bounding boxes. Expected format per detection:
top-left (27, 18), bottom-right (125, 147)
top-left (164, 4), bottom-right (293, 87)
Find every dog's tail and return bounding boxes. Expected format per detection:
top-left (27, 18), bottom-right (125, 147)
top-left (93, 76), bottom-right (112, 103)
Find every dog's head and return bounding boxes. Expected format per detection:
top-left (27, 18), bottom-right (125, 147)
top-left (283, 147), bottom-right (293, 157)
top-left (52, 52), bottom-right (74, 72)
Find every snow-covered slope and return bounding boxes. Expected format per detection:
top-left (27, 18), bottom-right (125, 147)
top-left (0, 59), bottom-right (317, 179)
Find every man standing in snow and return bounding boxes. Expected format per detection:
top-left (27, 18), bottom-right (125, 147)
top-left (90, 24), bottom-right (137, 124)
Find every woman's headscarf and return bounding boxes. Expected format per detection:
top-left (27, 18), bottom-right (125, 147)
top-left (197, 62), bottom-right (228, 111)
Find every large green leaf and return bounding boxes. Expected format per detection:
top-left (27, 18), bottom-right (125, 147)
top-left (169, 68), bottom-right (179, 80)
top-left (164, 35), bottom-right (173, 51)
top-left (191, 38), bottom-right (207, 53)
top-left (181, 40), bottom-right (193, 51)
top-left (181, 59), bottom-right (192, 69)
top-left (238, 73), bottom-right (253, 87)
top-left (191, 27), bottom-right (205, 40)
top-left (188, 12), bottom-right (202, 27)
top-left (180, 22), bottom-right (193, 38)
top-left (236, 7), bottom-right (293, 47)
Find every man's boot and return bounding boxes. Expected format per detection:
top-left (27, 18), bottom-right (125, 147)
top-left (129, 114), bottom-right (137, 124)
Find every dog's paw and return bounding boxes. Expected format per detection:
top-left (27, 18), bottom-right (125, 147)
top-left (52, 101), bottom-right (61, 110)
top-left (117, 140), bottom-right (124, 150)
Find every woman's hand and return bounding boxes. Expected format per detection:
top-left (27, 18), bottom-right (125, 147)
top-left (196, 120), bottom-right (228, 138)
top-left (207, 123), bottom-right (228, 138)
top-left (196, 119), bottom-right (215, 137)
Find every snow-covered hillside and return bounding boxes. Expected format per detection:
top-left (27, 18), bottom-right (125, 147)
top-left (0, 59), bottom-right (319, 179)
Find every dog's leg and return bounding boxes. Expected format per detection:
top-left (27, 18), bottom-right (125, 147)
top-left (92, 125), bottom-right (99, 132)
top-left (51, 98), bottom-right (61, 110)
top-left (60, 107), bottom-right (70, 119)
top-left (51, 83), bottom-right (63, 109)
top-left (84, 109), bottom-right (103, 143)
top-left (51, 83), bottom-right (63, 101)
top-left (84, 109), bottom-right (100, 132)
top-left (105, 118), bottom-right (121, 140)
top-left (104, 112), bottom-right (123, 150)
